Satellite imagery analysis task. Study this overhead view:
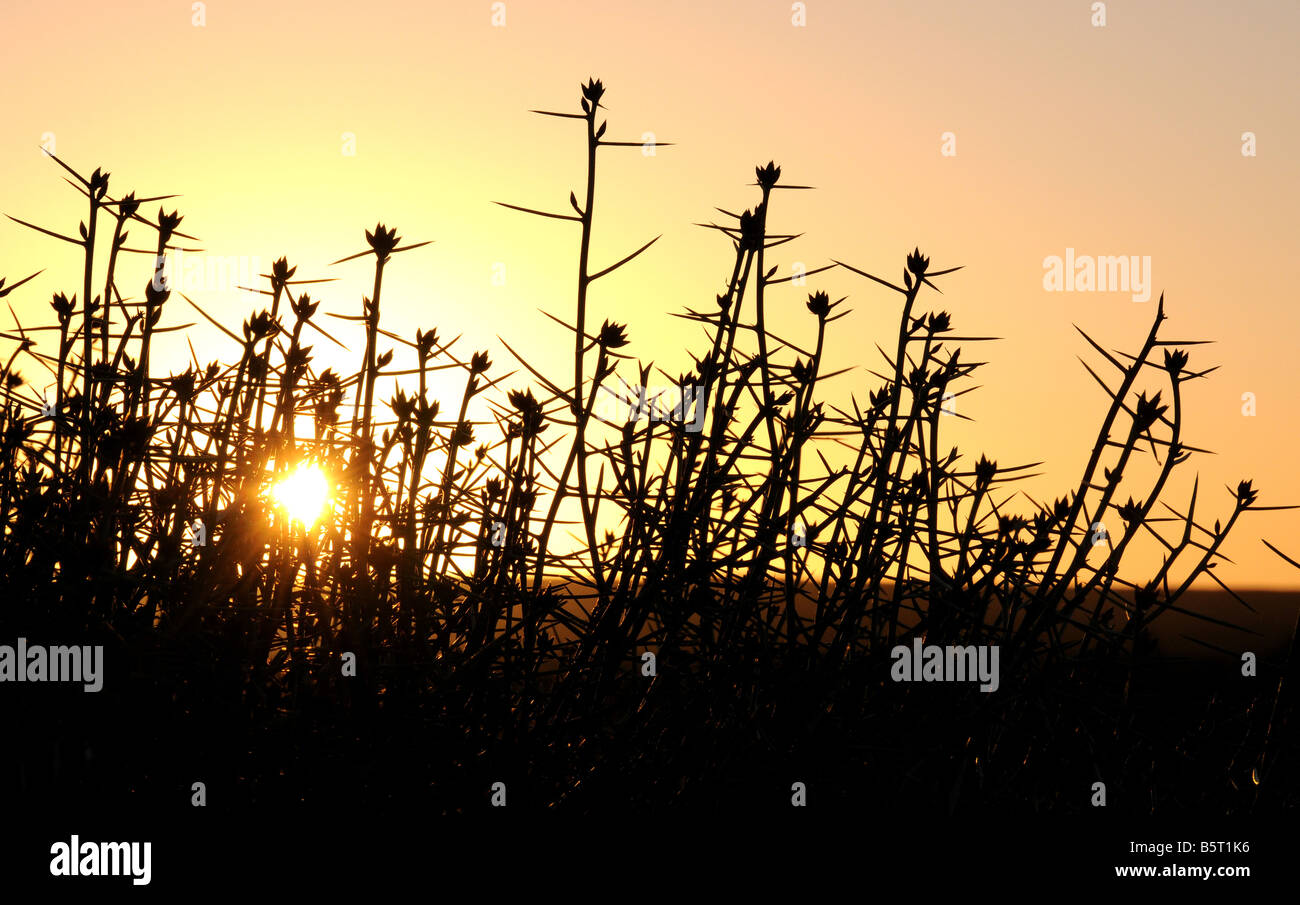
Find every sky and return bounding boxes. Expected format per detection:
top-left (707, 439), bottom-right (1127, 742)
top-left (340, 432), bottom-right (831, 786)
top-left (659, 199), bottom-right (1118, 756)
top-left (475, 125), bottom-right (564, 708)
top-left (1, 0), bottom-right (1298, 587)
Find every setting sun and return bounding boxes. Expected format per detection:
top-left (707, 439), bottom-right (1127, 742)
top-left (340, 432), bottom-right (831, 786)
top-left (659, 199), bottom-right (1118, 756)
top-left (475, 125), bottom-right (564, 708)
top-left (271, 464), bottom-right (331, 527)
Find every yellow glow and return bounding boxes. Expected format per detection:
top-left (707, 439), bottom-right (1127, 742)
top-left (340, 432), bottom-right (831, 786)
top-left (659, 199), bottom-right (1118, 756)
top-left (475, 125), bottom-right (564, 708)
top-left (3, 0), bottom-right (1299, 587)
top-left (271, 465), bottom-right (331, 527)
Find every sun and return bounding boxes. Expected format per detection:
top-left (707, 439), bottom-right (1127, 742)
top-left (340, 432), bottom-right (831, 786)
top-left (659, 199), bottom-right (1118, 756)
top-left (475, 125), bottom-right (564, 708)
top-left (271, 464), bottom-right (331, 527)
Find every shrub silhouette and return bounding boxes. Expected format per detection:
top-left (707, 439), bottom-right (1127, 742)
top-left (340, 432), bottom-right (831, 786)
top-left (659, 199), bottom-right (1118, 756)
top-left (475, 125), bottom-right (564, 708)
top-left (0, 79), bottom-right (1293, 815)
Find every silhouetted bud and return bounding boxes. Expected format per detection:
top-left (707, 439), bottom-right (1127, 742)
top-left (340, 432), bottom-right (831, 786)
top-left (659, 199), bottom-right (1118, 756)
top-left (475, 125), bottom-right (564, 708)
top-left (365, 223), bottom-right (400, 259)
top-left (290, 292), bottom-right (319, 321)
top-left (580, 78), bottom-right (605, 105)
top-left (738, 206), bottom-right (763, 252)
top-left (806, 290), bottom-right (830, 318)
top-left (869, 384), bottom-right (892, 411)
top-left (927, 311), bottom-right (951, 332)
top-left (597, 321), bottom-right (629, 350)
top-left (1132, 390), bottom-right (1167, 433)
top-left (168, 370), bottom-right (196, 402)
top-left (89, 167), bottom-right (110, 199)
top-left (755, 160), bottom-right (781, 190)
top-left (391, 390), bottom-right (413, 421)
top-left (1235, 480), bottom-right (1258, 508)
top-left (50, 292), bottom-right (74, 322)
top-left (416, 329), bottom-right (438, 361)
top-left (509, 388), bottom-right (540, 414)
top-left (906, 247), bottom-right (930, 278)
top-left (1135, 585), bottom-right (1158, 611)
top-left (1116, 497), bottom-right (1143, 524)
top-left (998, 514), bottom-right (1026, 536)
top-left (1163, 348), bottom-right (1189, 376)
top-left (157, 208), bottom-right (183, 244)
top-left (449, 423), bottom-right (475, 447)
top-left (243, 311), bottom-right (279, 342)
top-left (271, 257), bottom-right (297, 284)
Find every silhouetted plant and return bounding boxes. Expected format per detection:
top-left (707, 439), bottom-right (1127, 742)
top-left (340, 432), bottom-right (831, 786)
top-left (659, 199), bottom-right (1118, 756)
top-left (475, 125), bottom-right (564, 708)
top-left (0, 80), bottom-right (1293, 817)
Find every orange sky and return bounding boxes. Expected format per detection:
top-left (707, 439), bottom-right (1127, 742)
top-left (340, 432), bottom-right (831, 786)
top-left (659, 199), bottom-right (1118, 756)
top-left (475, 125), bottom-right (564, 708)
top-left (1, 0), bottom-right (1298, 587)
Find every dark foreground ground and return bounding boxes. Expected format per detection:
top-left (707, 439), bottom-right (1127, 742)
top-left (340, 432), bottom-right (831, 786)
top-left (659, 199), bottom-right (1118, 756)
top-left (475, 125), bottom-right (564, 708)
top-left (1, 588), bottom-right (1294, 891)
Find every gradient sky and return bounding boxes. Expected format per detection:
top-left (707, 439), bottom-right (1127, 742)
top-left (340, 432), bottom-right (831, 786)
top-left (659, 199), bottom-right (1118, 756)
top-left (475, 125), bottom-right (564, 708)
top-left (2, 0), bottom-right (1298, 587)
